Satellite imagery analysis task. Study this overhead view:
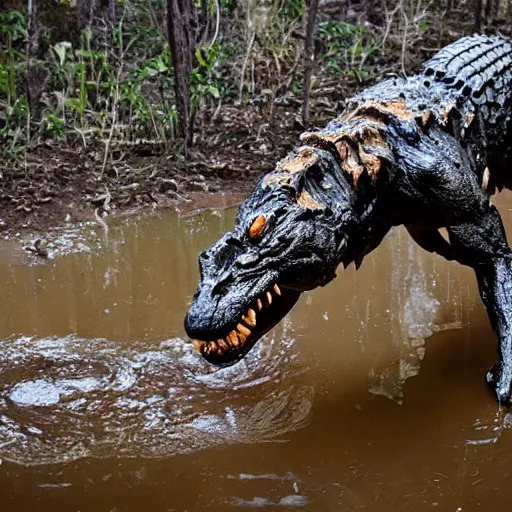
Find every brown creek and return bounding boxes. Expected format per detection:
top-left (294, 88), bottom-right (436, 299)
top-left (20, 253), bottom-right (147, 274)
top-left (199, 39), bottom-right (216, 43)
top-left (1, 193), bottom-right (512, 511)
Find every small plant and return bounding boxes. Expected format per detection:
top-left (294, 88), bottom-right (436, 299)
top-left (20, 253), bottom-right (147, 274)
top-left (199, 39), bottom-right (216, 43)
top-left (0, 10), bottom-right (27, 105)
top-left (317, 21), bottom-right (380, 79)
top-left (0, 96), bottom-right (29, 153)
top-left (0, 10), bottom-right (29, 152)
top-left (42, 109), bottom-right (66, 139)
top-left (279, 0), bottom-right (304, 21)
top-left (191, 44), bottom-right (224, 105)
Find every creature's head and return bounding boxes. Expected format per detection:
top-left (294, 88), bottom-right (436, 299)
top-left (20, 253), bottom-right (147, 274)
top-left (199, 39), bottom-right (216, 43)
top-left (184, 147), bottom-right (362, 365)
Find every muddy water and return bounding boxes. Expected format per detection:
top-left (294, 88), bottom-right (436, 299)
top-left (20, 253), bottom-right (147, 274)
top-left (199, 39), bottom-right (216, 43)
top-left (1, 195), bottom-right (512, 511)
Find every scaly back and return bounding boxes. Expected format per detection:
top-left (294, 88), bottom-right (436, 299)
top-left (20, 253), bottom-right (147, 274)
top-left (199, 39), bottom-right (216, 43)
top-left (422, 34), bottom-right (512, 133)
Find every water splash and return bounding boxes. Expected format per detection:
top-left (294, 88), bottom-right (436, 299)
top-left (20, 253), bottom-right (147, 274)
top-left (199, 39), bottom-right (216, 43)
top-left (0, 326), bottom-right (312, 466)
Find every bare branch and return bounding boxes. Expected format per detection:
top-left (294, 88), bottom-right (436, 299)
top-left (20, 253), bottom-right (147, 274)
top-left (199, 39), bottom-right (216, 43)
top-left (302, 0), bottom-right (319, 128)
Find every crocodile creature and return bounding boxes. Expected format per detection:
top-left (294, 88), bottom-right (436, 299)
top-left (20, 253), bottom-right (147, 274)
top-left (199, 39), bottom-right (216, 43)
top-left (184, 34), bottom-right (512, 405)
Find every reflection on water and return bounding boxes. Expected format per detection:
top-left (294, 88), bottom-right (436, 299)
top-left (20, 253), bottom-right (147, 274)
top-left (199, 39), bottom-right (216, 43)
top-left (368, 228), bottom-right (463, 403)
top-left (0, 195), bottom-right (512, 510)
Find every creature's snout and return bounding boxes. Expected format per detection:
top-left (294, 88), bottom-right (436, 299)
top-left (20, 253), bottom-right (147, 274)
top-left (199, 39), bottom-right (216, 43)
top-left (184, 236), bottom-right (249, 341)
top-left (184, 285), bottom-right (216, 340)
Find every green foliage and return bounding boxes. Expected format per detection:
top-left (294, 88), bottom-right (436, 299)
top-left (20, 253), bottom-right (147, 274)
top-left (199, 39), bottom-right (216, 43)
top-left (0, 5), bottom-right (186, 153)
top-left (280, 0), bottom-right (303, 21)
top-left (317, 21), bottom-right (380, 79)
top-left (43, 110), bottom-right (66, 139)
top-left (0, 96), bottom-right (29, 153)
top-left (0, 3), bottom-right (385, 156)
top-left (0, 1), bottom-right (237, 156)
top-left (218, 0), bottom-right (238, 11)
top-left (191, 44), bottom-right (226, 105)
top-left (0, 10), bottom-right (29, 151)
top-left (0, 10), bottom-right (27, 43)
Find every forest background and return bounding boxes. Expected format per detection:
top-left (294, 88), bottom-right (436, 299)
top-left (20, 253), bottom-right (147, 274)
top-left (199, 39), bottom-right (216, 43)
top-left (0, 0), bottom-right (510, 232)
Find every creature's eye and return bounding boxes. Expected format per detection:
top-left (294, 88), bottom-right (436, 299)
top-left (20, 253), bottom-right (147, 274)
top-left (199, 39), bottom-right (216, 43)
top-left (248, 215), bottom-right (266, 239)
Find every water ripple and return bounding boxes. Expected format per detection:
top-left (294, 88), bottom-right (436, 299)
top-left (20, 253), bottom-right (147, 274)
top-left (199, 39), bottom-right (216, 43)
top-left (0, 323), bottom-right (312, 466)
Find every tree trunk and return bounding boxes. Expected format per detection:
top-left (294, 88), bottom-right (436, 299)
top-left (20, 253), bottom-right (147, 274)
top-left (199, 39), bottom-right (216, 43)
top-left (483, 0), bottom-right (499, 24)
top-left (302, 0), bottom-right (319, 128)
top-left (107, 0), bottom-right (116, 29)
top-left (490, 0), bottom-right (500, 20)
top-left (474, 0), bottom-right (483, 31)
top-left (167, 0), bottom-right (197, 147)
top-left (26, 0), bottom-right (43, 130)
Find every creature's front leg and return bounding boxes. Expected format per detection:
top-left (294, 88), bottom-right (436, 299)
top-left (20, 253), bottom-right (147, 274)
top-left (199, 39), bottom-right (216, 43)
top-left (475, 258), bottom-right (512, 404)
top-left (448, 208), bottom-right (512, 405)
top-left (393, 124), bottom-right (512, 403)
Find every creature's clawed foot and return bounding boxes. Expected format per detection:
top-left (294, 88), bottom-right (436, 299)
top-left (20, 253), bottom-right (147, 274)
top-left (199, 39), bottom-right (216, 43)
top-left (486, 362), bottom-right (512, 406)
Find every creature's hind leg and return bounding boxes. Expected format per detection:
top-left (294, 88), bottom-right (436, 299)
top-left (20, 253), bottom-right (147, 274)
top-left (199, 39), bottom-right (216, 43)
top-left (448, 205), bottom-right (512, 405)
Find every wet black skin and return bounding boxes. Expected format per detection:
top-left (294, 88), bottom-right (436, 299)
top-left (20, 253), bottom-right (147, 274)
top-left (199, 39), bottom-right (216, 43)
top-left (185, 34), bottom-right (512, 405)
top-left (184, 159), bottom-right (354, 365)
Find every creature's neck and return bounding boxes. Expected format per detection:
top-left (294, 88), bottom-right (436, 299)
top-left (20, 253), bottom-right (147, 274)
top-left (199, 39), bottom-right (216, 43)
top-left (335, 185), bottom-right (391, 270)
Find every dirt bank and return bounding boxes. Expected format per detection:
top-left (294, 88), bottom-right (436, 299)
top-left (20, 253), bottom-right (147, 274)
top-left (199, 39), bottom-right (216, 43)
top-left (0, 102), bottom-right (304, 235)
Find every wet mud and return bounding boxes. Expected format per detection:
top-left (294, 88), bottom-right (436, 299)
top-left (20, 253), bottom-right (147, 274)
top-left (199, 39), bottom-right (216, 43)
top-left (1, 194), bottom-right (512, 510)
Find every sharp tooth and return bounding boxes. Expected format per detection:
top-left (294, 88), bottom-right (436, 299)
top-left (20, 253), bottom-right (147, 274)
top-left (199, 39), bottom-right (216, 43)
top-left (237, 323), bottom-right (251, 337)
top-left (274, 284), bottom-right (281, 296)
top-left (248, 308), bottom-right (257, 326)
top-left (266, 291), bottom-right (272, 305)
top-left (217, 339), bottom-right (228, 350)
top-left (228, 331), bottom-right (240, 347)
top-left (257, 298), bottom-right (263, 310)
top-left (238, 333), bottom-right (247, 344)
top-left (242, 314), bottom-right (253, 327)
top-left (191, 339), bottom-right (204, 352)
top-left (208, 341), bottom-right (217, 352)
